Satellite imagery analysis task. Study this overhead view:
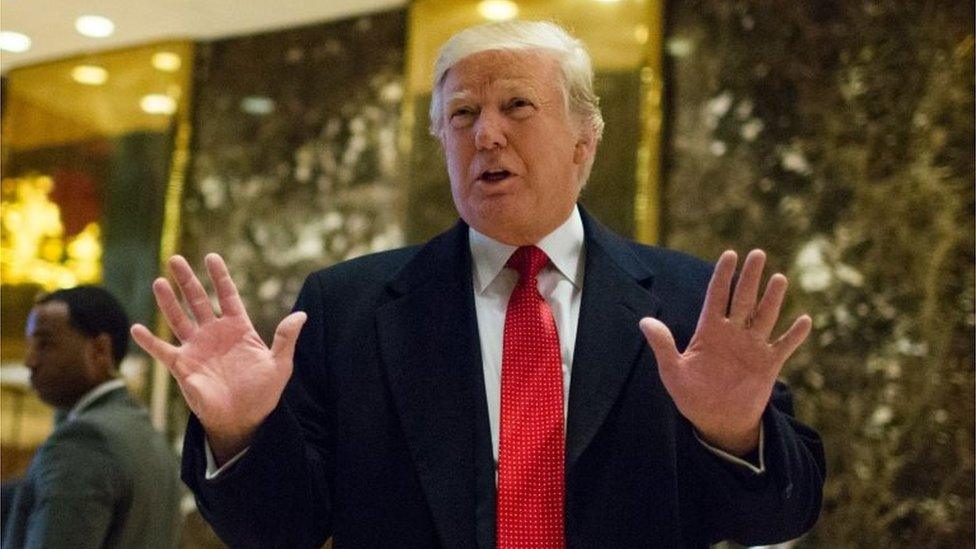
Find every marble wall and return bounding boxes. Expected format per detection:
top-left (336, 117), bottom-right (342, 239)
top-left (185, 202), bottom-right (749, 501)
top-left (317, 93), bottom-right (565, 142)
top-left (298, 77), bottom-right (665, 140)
top-left (665, 1), bottom-right (974, 546)
top-left (181, 10), bottom-right (406, 342)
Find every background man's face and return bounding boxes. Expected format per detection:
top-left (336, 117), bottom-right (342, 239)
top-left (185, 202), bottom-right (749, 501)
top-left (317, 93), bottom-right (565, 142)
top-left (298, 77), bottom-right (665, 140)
top-left (25, 301), bottom-right (98, 408)
top-left (439, 49), bottom-right (592, 245)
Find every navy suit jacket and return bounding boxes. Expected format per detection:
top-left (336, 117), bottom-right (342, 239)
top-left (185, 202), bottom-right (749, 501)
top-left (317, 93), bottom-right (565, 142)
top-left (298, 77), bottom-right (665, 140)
top-left (182, 209), bottom-right (825, 548)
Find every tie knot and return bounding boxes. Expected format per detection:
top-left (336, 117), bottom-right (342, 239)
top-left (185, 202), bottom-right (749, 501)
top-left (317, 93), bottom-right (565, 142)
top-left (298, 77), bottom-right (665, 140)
top-left (506, 246), bottom-right (549, 280)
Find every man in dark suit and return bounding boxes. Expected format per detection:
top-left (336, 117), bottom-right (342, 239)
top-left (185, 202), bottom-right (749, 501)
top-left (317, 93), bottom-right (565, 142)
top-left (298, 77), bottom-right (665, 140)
top-left (3, 286), bottom-right (182, 549)
top-left (132, 21), bottom-right (825, 548)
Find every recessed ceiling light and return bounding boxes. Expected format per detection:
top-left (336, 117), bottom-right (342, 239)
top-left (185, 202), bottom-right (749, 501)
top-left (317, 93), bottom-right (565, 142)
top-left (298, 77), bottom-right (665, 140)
top-left (477, 0), bottom-right (518, 21)
top-left (75, 15), bottom-right (116, 38)
top-left (71, 65), bottom-right (109, 85)
top-left (152, 52), bottom-right (182, 72)
top-left (140, 94), bottom-right (177, 115)
top-left (0, 31), bottom-right (32, 53)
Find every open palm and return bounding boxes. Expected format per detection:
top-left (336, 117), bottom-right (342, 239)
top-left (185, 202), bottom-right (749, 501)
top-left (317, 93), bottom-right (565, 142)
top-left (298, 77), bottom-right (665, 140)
top-left (640, 250), bottom-right (811, 456)
top-left (131, 254), bottom-right (306, 461)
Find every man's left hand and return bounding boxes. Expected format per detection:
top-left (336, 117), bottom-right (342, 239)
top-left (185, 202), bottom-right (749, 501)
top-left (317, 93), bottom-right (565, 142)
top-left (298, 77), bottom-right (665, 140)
top-left (639, 249), bottom-right (811, 456)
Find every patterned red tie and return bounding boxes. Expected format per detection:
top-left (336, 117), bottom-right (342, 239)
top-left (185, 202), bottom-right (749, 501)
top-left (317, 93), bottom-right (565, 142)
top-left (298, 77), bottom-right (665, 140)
top-left (497, 245), bottom-right (565, 549)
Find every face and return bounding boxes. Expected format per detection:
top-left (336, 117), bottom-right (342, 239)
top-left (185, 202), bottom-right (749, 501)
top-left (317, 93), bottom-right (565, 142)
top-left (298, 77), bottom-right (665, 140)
top-left (438, 49), bottom-right (595, 245)
top-left (24, 301), bottom-right (104, 409)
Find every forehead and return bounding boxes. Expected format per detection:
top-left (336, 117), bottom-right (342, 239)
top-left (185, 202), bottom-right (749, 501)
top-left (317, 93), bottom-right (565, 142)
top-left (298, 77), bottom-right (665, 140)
top-left (27, 301), bottom-right (72, 336)
top-left (441, 49), bottom-right (562, 97)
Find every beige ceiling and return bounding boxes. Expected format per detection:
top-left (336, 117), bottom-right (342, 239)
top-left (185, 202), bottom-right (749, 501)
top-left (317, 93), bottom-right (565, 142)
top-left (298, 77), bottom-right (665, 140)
top-left (0, 0), bottom-right (406, 72)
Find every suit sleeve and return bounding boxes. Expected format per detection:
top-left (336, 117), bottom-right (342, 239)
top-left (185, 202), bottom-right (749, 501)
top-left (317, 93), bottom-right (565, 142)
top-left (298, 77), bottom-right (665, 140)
top-left (181, 273), bottom-right (336, 549)
top-left (681, 381), bottom-right (826, 545)
top-left (22, 422), bottom-right (119, 549)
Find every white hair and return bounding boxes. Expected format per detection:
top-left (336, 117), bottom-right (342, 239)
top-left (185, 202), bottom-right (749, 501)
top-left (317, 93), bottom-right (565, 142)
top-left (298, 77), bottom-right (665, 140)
top-left (428, 20), bottom-right (605, 144)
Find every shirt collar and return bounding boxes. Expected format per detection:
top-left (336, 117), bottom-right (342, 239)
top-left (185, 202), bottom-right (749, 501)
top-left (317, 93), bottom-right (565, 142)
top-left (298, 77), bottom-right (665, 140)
top-left (469, 205), bottom-right (585, 294)
top-left (67, 378), bottom-right (126, 421)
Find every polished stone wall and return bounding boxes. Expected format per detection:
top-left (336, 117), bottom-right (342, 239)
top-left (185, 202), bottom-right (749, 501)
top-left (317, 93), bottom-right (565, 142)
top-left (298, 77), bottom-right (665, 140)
top-left (665, 1), bottom-right (974, 546)
top-left (181, 10), bottom-right (406, 342)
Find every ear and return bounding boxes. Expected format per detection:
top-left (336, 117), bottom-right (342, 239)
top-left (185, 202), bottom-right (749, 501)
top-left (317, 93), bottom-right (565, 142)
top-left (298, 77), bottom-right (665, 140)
top-left (573, 131), bottom-right (596, 165)
top-left (86, 333), bottom-right (116, 377)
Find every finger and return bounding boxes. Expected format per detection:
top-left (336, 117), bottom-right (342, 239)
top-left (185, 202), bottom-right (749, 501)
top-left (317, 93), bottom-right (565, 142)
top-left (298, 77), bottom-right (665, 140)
top-left (270, 311), bottom-right (308, 371)
top-left (152, 278), bottom-right (196, 342)
top-left (639, 317), bottom-right (682, 370)
top-left (130, 324), bottom-right (188, 378)
top-left (205, 253), bottom-right (248, 318)
top-left (772, 314), bottom-right (813, 365)
top-left (699, 251), bottom-right (738, 323)
top-left (169, 255), bottom-right (216, 323)
top-left (751, 273), bottom-right (788, 337)
top-left (729, 249), bottom-right (766, 325)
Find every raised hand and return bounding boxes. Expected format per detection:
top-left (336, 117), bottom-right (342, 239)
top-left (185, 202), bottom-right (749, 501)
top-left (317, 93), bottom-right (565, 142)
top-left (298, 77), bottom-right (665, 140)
top-left (130, 253), bottom-right (307, 464)
top-left (639, 250), bottom-right (811, 456)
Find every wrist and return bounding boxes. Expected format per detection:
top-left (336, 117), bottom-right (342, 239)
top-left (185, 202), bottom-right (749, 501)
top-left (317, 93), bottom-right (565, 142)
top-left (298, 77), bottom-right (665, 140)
top-left (696, 422), bottom-right (761, 457)
top-left (205, 427), bottom-right (257, 466)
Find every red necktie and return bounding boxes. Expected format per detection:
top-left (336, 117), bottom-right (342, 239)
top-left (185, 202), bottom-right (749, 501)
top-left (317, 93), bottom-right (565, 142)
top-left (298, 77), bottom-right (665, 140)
top-left (497, 246), bottom-right (565, 549)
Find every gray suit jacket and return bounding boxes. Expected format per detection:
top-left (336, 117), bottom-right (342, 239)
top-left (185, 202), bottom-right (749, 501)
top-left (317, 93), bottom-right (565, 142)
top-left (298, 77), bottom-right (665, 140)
top-left (3, 386), bottom-right (182, 549)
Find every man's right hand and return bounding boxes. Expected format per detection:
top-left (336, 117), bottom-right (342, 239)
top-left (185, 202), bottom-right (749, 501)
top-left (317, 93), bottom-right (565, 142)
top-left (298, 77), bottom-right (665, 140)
top-left (131, 253), bottom-right (307, 465)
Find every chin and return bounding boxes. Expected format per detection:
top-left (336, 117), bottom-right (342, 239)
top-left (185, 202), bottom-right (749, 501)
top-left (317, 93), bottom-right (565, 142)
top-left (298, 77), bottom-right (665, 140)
top-left (464, 205), bottom-right (527, 241)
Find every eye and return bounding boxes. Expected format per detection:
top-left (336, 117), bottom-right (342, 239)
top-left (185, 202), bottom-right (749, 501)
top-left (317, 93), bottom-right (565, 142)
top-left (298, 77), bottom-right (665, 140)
top-left (449, 106), bottom-right (476, 128)
top-left (505, 98), bottom-right (535, 117)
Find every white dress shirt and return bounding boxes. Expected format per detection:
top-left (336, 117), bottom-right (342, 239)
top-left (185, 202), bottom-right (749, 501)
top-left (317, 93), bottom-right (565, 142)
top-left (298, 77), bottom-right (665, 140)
top-left (469, 206), bottom-right (585, 465)
top-left (67, 378), bottom-right (127, 421)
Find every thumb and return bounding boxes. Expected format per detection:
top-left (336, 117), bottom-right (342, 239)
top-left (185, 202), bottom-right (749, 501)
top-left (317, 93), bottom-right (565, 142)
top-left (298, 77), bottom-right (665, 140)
top-left (270, 311), bottom-right (308, 369)
top-left (639, 317), bottom-right (681, 369)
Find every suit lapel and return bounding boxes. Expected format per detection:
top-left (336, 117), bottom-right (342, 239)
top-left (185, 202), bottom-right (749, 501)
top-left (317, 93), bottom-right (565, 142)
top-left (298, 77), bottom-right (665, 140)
top-left (566, 210), bottom-right (663, 471)
top-left (377, 221), bottom-right (482, 548)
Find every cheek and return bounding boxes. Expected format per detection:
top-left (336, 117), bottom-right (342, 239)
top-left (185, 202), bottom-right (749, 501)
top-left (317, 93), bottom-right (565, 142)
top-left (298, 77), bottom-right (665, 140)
top-left (444, 142), bottom-right (473, 186)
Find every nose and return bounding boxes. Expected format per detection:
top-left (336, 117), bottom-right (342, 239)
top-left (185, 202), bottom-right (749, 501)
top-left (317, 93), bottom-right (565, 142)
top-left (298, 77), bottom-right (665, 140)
top-left (474, 109), bottom-right (507, 150)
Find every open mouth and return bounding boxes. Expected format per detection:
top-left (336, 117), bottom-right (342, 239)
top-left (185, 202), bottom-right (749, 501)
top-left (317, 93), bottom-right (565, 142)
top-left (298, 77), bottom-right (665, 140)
top-left (478, 169), bottom-right (512, 183)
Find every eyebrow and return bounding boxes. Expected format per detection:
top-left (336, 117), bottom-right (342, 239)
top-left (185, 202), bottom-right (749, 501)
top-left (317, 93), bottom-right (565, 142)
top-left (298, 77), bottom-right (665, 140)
top-left (445, 91), bottom-right (475, 106)
top-left (444, 80), bottom-right (539, 106)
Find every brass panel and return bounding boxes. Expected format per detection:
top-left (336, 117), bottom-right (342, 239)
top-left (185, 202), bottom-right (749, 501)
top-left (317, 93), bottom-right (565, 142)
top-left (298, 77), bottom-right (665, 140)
top-left (3, 41), bottom-right (194, 150)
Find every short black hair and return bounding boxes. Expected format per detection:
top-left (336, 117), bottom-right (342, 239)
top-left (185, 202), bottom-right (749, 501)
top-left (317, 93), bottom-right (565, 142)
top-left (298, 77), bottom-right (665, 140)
top-left (37, 286), bottom-right (131, 367)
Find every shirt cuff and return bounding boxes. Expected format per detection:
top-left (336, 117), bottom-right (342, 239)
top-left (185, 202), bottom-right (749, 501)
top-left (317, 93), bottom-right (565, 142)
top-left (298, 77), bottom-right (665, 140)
top-left (694, 423), bottom-right (766, 474)
top-left (204, 438), bottom-right (249, 480)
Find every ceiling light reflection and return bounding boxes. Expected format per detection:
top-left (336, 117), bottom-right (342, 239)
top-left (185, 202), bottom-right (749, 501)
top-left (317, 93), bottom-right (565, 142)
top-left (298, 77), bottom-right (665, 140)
top-left (240, 96), bottom-right (276, 116)
top-left (152, 52), bottom-right (182, 72)
top-left (634, 25), bottom-right (649, 45)
top-left (477, 0), bottom-right (518, 21)
top-left (71, 65), bottom-right (109, 85)
top-left (140, 94), bottom-right (177, 115)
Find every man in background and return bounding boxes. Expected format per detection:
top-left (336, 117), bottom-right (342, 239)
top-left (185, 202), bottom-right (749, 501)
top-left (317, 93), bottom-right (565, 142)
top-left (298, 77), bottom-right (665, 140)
top-left (3, 286), bottom-right (182, 549)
